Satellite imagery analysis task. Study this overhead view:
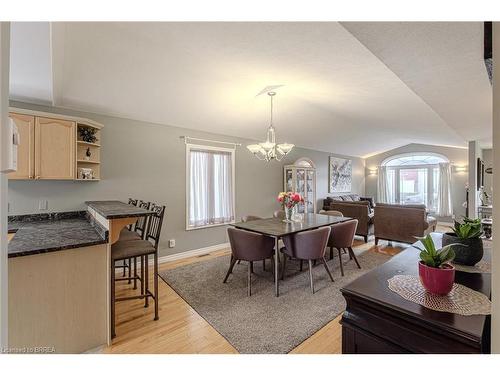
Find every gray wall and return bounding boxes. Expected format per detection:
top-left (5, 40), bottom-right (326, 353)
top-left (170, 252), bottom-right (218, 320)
top-left (364, 143), bottom-right (469, 221)
top-left (8, 101), bottom-right (365, 257)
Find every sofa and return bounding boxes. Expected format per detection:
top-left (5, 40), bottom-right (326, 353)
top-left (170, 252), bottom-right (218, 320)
top-left (373, 203), bottom-right (437, 245)
top-left (323, 195), bottom-right (374, 242)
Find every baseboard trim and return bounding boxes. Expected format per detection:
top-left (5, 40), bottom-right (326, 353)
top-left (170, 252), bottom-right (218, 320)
top-left (157, 242), bottom-right (230, 264)
top-left (114, 242), bottom-right (230, 273)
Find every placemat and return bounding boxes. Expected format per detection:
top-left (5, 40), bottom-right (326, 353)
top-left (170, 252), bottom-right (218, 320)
top-left (452, 260), bottom-right (491, 274)
top-left (388, 275), bottom-right (491, 316)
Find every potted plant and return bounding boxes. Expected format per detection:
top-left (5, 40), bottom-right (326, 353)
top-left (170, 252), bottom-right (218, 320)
top-left (415, 234), bottom-right (459, 295)
top-left (442, 217), bottom-right (483, 266)
top-left (79, 127), bottom-right (98, 144)
top-left (277, 192), bottom-right (304, 223)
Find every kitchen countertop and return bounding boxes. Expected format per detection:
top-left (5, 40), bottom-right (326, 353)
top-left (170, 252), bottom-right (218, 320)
top-left (85, 200), bottom-right (154, 219)
top-left (8, 212), bottom-right (108, 258)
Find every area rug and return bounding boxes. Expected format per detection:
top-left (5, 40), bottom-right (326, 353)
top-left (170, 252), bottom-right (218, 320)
top-left (159, 248), bottom-right (392, 353)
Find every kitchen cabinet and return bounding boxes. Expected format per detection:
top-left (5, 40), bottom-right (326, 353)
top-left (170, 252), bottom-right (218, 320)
top-left (8, 113), bottom-right (35, 180)
top-left (7, 108), bottom-right (103, 181)
top-left (35, 116), bottom-right (76, 180)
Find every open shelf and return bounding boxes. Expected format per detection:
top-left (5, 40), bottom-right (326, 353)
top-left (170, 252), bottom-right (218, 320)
top-left (77, 160), bottom-right (100, 164)
top-left (77, 140), bottom-right (101, 147)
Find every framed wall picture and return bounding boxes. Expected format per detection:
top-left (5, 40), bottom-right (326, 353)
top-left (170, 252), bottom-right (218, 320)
top-left (329, 156), bottom-right (352, 193)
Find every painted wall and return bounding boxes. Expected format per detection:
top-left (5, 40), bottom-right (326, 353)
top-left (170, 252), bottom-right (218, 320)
top-left (364, 143), bottom-right (469, 220)
top-left (7, 101), bottom-right (365, 257)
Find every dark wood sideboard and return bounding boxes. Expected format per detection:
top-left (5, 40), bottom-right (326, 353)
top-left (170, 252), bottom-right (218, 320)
top-left (340, 234), bottom-right (491, 354)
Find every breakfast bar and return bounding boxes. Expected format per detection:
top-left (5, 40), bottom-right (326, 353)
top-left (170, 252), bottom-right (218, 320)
top-left (7, 201), bottom-right (154, 353)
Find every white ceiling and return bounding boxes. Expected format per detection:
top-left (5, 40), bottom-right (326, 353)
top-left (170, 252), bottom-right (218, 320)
top-left (9, 22), bottom-right (491, 158)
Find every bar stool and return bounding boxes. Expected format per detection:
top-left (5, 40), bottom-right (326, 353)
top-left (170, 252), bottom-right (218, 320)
top-left (118, 200), bottom-right (150, 289)
top-left (110, 203), bottom-right (165, 338)
top-left (116, 198), bottom-right (139, 283)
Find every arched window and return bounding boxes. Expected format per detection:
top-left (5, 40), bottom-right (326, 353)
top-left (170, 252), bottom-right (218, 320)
top-left (381, 152), bottom-right (449, 212)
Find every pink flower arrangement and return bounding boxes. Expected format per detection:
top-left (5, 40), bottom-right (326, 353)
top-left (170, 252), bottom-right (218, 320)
top-left (277, 191), bottom-right (304, 209)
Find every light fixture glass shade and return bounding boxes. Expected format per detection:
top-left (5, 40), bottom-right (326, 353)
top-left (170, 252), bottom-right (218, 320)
top-left (259, 141), bottom-right (276, 151)
top-left (247, 144), bottom-right (263, 154)
top-left (277, 143), bottom-right (294, 154)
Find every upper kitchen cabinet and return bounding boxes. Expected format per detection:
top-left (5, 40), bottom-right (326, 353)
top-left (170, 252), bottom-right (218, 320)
top-left (8, 113), bottom-right (35, 180)
top-left (8, 108), bottom-right (104, 181)
top-left (35, 117), bottom-right (76, 180)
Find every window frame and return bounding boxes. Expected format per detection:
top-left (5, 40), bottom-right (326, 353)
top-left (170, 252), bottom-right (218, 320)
top-left (185, 143), bottom-right (236, 231)
top-left (381, 152), bottom-right (449, 213)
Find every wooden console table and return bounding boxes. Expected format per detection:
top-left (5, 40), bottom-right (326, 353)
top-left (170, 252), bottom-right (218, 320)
top-left (340, 233), bottom-right (491, 354)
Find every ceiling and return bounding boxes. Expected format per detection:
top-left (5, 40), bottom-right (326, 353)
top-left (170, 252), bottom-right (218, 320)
top-left (9, 22), bottom-right (491, 158)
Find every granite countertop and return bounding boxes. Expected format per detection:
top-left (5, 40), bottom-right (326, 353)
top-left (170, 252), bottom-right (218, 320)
top-left (86, 200), bottom-right (154, 219)
top-left (8, 212), bottom-right (108, 258)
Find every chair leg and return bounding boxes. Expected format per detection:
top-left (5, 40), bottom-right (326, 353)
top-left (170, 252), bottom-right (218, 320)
top-left (337, 248), bottom-right (345, 276)
top-left (375, 237), bottom-right (379, 245)
top-left (133, 257), bottom-right (138, 290)
top-left (349, 247), bottom-right (361, 269)
top-left (111, 259), bottom-right (116, 339)
top-left (223, 257), bottom-right (237, 283)
top-left (300, 259), bottom-right (303, 272)
top-left (364, 235), bottom-right (368, 243)
top-left (281, 253), bottom-right (287, 280)
top-left (321, 257), bottom-right (334, 282)
top-left (154, 251), bottom-right (159, 321)
top-left (128, 257), bottom-right (132, 284)
top-left (140, 255), bottom-right (144, 296)
top-left (348, 248), bottom-right (353, 260)
top-left (263, 259), bottom-right (266, 271)
top-left (270, 256), bottom-right (275, 276)
top-left (122, 259), bottom-right (126, 277)
top-left (329, 247), bottom-right (333, 260)
top-left (308, 260), bottom-right (315, 294)
top-left (250, 261), bottom-right (254, 274)
top-left (144, 254), bottom-right (149, 308)
top-left (247, 262), bottom-right (252, 297)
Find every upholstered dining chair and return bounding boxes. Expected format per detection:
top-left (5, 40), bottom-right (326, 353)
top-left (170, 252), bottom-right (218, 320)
top-left (328, 219), bottom-right (361, 277)
top-left (241, 215), bottom-right (267, 271)
top-left (224, 227), bottom-right (275, 296)
top-left (281, 226), bottom-right (333, 294)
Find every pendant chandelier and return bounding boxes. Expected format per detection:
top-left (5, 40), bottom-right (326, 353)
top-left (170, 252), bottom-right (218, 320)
top-left (247, 91), bottom-right (294, 161)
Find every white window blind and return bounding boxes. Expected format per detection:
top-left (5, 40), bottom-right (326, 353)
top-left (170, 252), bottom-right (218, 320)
top-left (186, 145), bottom-right (235, 229)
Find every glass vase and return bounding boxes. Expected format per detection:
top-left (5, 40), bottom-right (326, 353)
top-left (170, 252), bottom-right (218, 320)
top-left (283, 206), bottom-right (294, 223)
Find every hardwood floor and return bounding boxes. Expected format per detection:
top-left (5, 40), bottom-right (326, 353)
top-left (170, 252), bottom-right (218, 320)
top-left (105, 226), bottom-right (448, 354)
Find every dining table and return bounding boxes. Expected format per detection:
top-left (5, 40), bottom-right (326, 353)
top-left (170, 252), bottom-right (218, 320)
top-left (231, 213), bottom-right (352, 297)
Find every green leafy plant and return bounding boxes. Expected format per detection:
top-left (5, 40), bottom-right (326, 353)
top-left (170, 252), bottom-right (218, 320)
top-left (452, 217), bottom-right (483, 239)
top-left (413, 234), bottom-right (462, 268)
top-left (78, 127), bottom-right (98, 143)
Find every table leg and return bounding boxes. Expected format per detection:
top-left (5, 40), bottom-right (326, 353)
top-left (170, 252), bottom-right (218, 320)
top-left (274, 236), bottom-right (279, 297)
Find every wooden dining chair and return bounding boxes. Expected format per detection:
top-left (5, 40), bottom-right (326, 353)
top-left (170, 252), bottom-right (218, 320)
top-left (224, 228), bottom-right (275, 296)
top-left (281, 226), bottom-right (333, 294)
top-left (328, 219), bottom-right (360, 276)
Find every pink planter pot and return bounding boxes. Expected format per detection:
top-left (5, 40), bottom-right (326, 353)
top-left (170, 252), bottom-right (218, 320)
top-left (418, 261), bottom-right (455, 296)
